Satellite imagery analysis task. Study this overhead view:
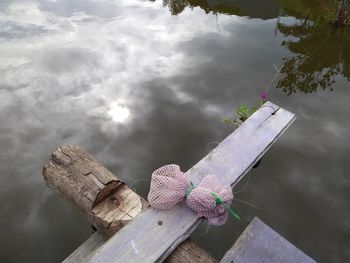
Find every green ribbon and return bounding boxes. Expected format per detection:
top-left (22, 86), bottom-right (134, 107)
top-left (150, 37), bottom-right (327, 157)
top-left (185, 183), bottom-right (241, 221)
top-left (211, 192), bottom-right (241, 221)
top-left (185, 181), bottom-right (195, 198)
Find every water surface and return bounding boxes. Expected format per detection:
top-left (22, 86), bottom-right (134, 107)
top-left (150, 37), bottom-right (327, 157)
top-left (0, 0), bottom-right (349, 262)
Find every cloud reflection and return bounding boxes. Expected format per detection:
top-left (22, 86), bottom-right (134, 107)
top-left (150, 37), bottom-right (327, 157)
top-left (108, 100), bottom-right (131, 123)
top-left (1, 1), bottom-right (350, 263)
top-left (0, 2), bottom-right (231, 262)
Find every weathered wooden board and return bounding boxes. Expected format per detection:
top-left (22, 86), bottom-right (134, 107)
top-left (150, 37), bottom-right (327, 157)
top-left (44, 145), bottom-right (217, 263)
top-left (64, 233), bottom-right (218, 263)
top-left (85, 102), bottom-right (296, 263)
top-left (63, 232), bottom-right (106, 263)
top-left (220, 217), bottom-right (315, 263)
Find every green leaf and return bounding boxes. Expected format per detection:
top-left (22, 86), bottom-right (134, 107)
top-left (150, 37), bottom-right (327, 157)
top-left (222, 117), bottom-right (236, 126)
top-left (237, 104), bottom-right (251, 119)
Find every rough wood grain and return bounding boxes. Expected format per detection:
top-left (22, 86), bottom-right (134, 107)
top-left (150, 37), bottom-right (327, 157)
top-left (165, 239), bottom-right (218, 263)
top-left (42, 144), bottom-right (148, 237)
top-left (220, 217), bottom-right (315, 263)
top-left (85, 101), bottom-right (296, 263)
top-left (44, 145), bottom-right (217, 262)
top-left (63, 232), bottom-right (106, 263)
top-left (65, 234), bottom-right (217, 263)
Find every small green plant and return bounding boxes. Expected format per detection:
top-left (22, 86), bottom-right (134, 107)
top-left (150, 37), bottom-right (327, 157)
top-left (222, 92), bottom-right (268, 127)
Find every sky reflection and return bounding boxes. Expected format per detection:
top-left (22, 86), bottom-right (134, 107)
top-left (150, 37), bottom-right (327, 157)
top-left (107, 100), bottom-right (131, 123)
top-left (0, 1), bottom-right (349, 263)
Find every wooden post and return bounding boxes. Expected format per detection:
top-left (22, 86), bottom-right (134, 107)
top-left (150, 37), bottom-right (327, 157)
top-left (43, 145), bottom-right (217, 262)
top-left (43, 144), bottom-right (147, 237)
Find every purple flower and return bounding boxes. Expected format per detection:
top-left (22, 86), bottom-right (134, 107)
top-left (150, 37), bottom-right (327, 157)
top-left (260, 91), bottom-right (268, 101)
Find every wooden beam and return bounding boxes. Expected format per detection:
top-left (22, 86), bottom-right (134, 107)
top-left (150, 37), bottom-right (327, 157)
top-left (43, 145), bottom-right (217, 262)
top-left (85, 101), bottom-right (296, 263)
top-left (165, 239), bottom-right (217, 263)
top-left (220, 218), bottom-right (315, 263)
top-left (43, 144), bottom-right (148, 237)
top-left (64, 233), bottom-right (218, 263)
top-left (63, 232), bottom-right (105, 263)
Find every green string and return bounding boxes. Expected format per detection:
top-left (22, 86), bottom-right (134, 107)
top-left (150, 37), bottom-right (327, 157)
top-left (185, 182), bottom-right (195, 198)
top-left (185, 185), bottom-right (240, 221)
top-left (211, 192), bottom-right (241, 221)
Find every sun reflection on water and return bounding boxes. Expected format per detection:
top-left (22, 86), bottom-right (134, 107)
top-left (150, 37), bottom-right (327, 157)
top-left (107, 101), bottom-right (130, 123)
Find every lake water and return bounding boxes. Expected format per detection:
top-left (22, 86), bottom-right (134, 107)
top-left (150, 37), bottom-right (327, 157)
top-left (0, 0), bottom-right (349, 262)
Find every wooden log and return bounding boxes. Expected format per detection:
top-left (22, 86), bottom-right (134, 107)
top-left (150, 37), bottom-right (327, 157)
top-left (165, 239), bottom-right (217, 263)
top-left (43, 145), bottom-right (217, 262)
top-left (64, 233), bottom-right (217, 263)
top-left (85, 102), bottom-right (296, 263)
top-left (43, 144), bottom-right (148, 237)
top-left (220, 217), bottom-right (315, 263)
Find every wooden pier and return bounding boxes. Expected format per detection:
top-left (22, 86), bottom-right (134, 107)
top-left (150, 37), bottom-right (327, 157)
top-left (42, 102), bottom-right (315, 263)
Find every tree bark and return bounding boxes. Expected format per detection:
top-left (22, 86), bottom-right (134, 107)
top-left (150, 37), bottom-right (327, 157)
top-left (43, 144), bottom-right (218, 262)
top-left (42, 144), bottom-right (148, 237)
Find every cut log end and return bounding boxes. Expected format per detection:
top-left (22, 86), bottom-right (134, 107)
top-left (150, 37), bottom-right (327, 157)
top-left (90, 184), bottom-right (149, 237)
top-left (42, 144), bottom-right (147, 237)
top-left (44, 144), bottom-right (214, 262)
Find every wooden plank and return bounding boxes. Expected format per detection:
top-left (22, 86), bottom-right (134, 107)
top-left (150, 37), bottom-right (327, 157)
top-left (220, 217), bottom-right (315, 263)
top-left (85, 101), bottom-right (296, 263)
top-left (44, 146), bottom-right (217, 262)
top-left (63, 232), bottom-right (106, 263)
top-left (64, 233), bottom-right (218, 263)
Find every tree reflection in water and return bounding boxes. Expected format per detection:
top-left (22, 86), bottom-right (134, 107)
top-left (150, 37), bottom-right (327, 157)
top-left (277, 20), bottom-right (350, 94)
top-left (151, 0), bottom-right (240, 15)
top-left (153, 0), bottom-right (350, 94)
top-left (276, 0), bottom-right (350, 94)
